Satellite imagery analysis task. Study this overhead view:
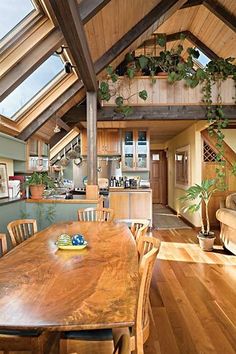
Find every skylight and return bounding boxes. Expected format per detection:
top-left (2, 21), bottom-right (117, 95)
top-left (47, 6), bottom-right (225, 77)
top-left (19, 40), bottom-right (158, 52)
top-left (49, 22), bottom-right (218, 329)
top-left (0, 0), bottom-right (35, 41)
top-left (0, 54), bottom-right (64, 120)
top-left (195, 49), bottom-right (211, 67)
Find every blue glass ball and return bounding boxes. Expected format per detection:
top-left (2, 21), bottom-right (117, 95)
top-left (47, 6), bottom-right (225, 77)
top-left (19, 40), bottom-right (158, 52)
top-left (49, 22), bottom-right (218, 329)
top-left (72, 234), bottom-right (85, 245)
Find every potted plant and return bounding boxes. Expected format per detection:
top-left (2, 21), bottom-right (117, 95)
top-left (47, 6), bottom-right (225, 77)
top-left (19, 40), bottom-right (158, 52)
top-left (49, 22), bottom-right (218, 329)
top-left (26, 172), bottom-right (55, 200)
top-left (179, 179), bottom-right (218, 251)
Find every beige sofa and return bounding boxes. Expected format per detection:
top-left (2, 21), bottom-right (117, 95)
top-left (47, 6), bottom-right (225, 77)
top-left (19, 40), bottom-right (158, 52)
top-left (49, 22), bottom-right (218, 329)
top-left (216, 193), bottom-right (236, 255)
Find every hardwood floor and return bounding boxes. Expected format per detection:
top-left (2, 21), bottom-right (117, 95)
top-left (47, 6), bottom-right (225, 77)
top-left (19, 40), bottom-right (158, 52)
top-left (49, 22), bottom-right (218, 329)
top-left (4, 229), bottom-right (236, 354)
top-left (145, 228), bottom-right (236, 354)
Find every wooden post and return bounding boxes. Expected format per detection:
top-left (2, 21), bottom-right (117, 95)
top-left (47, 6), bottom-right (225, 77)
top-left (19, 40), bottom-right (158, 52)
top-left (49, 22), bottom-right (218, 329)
top-left (86, 91), bottom-right (99, 199)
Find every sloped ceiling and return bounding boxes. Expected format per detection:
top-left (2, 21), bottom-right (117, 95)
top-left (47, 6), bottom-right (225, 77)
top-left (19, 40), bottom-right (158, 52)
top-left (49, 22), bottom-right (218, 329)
top-left (36, 0), bottom-right (236, 141)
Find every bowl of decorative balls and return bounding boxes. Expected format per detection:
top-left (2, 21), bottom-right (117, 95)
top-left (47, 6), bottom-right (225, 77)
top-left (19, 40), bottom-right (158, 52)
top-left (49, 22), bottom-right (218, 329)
top-left (56, 234), bottom-right (88, 250)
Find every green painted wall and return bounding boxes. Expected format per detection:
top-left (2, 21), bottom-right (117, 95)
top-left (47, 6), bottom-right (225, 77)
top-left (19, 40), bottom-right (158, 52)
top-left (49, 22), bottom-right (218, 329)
top-left (0, 200), bottom-right (98, 249)
top-left (0, 133), bottom-right (26, 161)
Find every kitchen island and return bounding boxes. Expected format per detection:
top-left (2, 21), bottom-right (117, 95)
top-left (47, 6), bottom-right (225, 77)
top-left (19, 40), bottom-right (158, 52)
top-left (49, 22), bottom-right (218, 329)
top-left (109, 188), bottom-right (152, 225)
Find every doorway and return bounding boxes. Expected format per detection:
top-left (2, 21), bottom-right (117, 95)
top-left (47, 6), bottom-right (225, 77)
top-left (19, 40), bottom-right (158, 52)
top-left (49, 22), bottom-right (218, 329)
top-left (150, 150), bottom-right (167, 204)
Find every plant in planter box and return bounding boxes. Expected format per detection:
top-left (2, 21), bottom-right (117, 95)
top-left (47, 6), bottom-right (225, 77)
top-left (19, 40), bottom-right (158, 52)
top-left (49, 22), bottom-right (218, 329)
top-left (179, 179), bottom-right (218, 251)
top-left (26, 172), bottom-right (55, 200)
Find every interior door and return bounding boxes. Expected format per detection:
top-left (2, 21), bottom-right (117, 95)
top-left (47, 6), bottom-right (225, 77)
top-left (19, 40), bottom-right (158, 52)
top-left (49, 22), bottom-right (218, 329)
top-left (150, 150), bottom-right (167, 204)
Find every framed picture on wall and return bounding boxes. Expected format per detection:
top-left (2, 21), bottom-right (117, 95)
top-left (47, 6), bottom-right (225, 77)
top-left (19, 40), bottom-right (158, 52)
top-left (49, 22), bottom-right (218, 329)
top-left (0, 163), bottom-right (9, 199)
top-left (175, 145), bottom-right (190, 189)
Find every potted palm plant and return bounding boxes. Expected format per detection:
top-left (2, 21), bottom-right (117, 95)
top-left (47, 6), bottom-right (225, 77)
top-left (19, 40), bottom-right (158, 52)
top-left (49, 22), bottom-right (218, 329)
top-left (180, 179), bottom-right (218, 251)
top-left (26, 172), bottom-right (55, 200)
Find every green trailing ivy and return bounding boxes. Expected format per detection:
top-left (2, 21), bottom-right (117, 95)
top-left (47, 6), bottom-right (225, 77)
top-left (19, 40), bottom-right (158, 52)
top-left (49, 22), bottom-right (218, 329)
top-left (98, 34), bottom-right (236, 184)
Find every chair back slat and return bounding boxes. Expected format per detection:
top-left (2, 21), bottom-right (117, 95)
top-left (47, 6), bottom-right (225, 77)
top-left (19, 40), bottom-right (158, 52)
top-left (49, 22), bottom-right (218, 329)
top-left (0, 234), bottom-right (7, 256)
top-left (7, 219), bottom-right (37, 248)
top-left (78, 208), bottom-right (114, 222)
top-left (135, 236), bottom-right (160, 354)
top-left (130, 219), bottom-right (149, 243)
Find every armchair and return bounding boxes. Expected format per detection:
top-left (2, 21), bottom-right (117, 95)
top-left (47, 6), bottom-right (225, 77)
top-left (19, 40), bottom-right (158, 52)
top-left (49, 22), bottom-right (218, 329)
top-left (216, 193), bottom-right (236, 255)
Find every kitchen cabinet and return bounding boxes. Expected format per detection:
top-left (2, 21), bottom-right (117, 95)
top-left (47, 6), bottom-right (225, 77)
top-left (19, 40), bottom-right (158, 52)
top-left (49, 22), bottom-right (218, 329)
top-left (109, 189), bottom-right (152, 224)
top-left (26, 137), bottom-right (49, 172)
top-left (122, 129), bottom-right (150, 171)
top-left (81, 129), bottom-right (121, 156)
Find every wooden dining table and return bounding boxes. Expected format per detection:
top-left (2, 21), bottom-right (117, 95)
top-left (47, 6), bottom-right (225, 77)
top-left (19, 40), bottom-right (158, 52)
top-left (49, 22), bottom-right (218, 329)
top-left (0, 221), bottom-right (138, 333)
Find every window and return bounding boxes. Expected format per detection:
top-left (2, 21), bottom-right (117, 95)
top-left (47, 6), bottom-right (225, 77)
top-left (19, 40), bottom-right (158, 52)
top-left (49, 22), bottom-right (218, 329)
top-left (0, 54), bottom-right (64, 120)
top-left (175, 145), bottom-right (190, 189)
top-left (0, 0), bottom-right (35, 41)
top-left (194, 48), bottom-right (210, 68)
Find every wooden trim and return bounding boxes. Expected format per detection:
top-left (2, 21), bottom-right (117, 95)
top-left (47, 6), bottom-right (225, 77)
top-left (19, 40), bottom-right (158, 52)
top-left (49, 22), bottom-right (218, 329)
top-left (181, 0), bottom-right (203, 9)
top-left (25, 197), bottom-right (101, 204)
top-left (79, 0), bottom-right (112, 24)
top-left (204, 0), bottom-right (236, 33)
top-left (48, 0), bottom-right (97, 92)
top-left (50, 128), bottom-right (80, 159)
top-left (17, 74), bottom-right (80, 139)
top-left (63, 105), bottom-right (236, 122)
top-left (201, 129), bottom-right (236, 167)
top-left (0, 28), bottom-right (64, 101)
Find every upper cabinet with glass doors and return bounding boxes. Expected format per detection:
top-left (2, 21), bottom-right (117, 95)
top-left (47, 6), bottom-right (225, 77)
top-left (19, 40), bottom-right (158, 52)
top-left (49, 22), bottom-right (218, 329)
top-left (122, 130), bottom-right (150, 171)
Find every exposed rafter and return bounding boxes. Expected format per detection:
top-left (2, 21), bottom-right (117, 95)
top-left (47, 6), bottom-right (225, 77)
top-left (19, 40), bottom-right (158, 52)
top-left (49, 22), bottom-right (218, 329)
top-left (142, 30), bottom-right (219, 61)
top-left (48, 0), bottom-right (97, 92)
top-left (79, 0), bottom-right (112, 24)
top-left (18, 81), bottom-right (83, 140)
top-left (18, 0), bottom-right (186, 140)
top-left (63, 105), bottom-right (236, 122)
top-left (56, 117), bottom-right (71, 132)
top-left (181, 0), bottom-right (203, 9)
top-left (181, 0), bottom-right (236, 33)
top-left (203, 0), bottom-right (236, 33)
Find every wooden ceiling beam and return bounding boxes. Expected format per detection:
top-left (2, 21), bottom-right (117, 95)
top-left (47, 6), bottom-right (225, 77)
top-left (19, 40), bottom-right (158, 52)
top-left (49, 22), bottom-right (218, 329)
top-left (203, 0), bottom-right (236, 33)
top-left (17, 80), bottom-right (83, 140)
top-left (55, 117), bottom-right (71, 132)
top-left (63, 105), bottom-right (236, 122)
top-left (48, 0), bottom-right (97, 92)
top-left (181, 0), bottom-right (203, 9)
top-left (79, 0), bottom-right (112, 24)
top-left (18, 0), bottom-right (187, 140)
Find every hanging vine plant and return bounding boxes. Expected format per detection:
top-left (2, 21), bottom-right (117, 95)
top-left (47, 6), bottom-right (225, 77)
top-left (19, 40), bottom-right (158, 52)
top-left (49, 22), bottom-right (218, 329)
top-left (98, 33), bottom-right (236, 187)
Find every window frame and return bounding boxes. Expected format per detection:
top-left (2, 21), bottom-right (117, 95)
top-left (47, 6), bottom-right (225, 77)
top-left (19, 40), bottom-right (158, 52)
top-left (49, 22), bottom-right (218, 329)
top-left (0, 0), bottom-right (44, 55)
top-left (175, 145), bottom-right (191, 190)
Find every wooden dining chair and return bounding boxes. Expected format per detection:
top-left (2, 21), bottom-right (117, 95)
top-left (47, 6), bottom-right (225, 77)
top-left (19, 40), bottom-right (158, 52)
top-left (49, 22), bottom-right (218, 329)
top-left (130, 219), bottom-right (150, 243)
top-left (7, 219), bottom-right (38, 248)
top-left (78, 208), bottom-right (114, 222)
top-left (0, 234), bottom-right (7, 256)
top-left (0, 330), bottom-right (60, 354)
top-left (61, 236), bottom-right (160, 354)
top-left (113, 236), bottom-right (160, 354)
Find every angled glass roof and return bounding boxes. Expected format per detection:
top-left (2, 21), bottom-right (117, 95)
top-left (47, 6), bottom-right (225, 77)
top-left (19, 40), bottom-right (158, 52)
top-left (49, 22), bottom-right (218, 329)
top-left (0, 0), bottom-right (35, 41)
top-left (0, 54), bottom-right (64, 120)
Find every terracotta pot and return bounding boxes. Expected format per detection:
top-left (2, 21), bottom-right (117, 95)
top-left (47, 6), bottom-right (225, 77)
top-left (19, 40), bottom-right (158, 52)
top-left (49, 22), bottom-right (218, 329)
top-left (29, 184), bottom-right (45, 200)
top-left (197, 232), bottom-right (215, 251)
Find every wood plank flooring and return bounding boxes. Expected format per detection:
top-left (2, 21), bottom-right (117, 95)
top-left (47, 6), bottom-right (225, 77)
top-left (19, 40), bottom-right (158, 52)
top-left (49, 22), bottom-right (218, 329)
top-left (145, 228), bottom-right (236, 354)
top-left (3, 228), bottom-right (236, 354)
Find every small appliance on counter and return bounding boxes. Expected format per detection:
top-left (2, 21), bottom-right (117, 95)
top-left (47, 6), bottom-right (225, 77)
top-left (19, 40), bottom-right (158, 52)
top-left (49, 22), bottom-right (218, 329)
top-left (139, 179), bottom-right (150, 189)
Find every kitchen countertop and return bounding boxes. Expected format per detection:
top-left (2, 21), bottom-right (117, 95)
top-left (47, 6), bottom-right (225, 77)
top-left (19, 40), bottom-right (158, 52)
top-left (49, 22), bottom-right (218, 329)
top-left (109, 187), bottom-right (152, 192)
top-left (26, 196), bottom-right (102, 204)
